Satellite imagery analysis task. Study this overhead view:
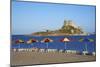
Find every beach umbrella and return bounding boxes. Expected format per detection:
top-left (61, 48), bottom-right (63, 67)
top-left (15, 39), bottom-right (24, 48)
top-left (27, 38), bottom-right (38, 48)
top-left (79, 38), bottom-right (94, 51)
top-left (88, 38), bottom-right (94, 42)
top-left (79, 38), bottom-right (89, 51)
top-left (60, 37), bottom-right (70, 50)
top-left (41, 38), bottom-right (53, 49)
top-left (27, 38), bottom-right (38, 44)
top-left (88, 38), bottom-right (95, 53)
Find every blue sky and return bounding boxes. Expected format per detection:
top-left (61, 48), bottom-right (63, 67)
top-left (12, 1), bottom-right (96, 35)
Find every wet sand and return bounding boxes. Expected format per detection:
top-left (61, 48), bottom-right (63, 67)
top-left (11, 51), bottom-right (96, 66)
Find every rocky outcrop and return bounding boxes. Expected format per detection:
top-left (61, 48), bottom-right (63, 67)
top-left (32, 20), bottom-right (85, 36)
top-left (59, 20), bottom-right (83, 34)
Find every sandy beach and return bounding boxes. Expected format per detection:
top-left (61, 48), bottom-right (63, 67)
top-left (10, 51), bottom-right (96, 66)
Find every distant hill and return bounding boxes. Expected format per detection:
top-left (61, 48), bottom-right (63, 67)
top-left (59, 20), bottom-right (83, 34)
top-left (32, 20), bottom-right (86, 36)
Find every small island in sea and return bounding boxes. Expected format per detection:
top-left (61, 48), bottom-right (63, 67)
top-left (32, 20), bottom-right (88, 36)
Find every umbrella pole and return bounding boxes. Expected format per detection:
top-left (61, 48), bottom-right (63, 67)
top-left (31, 43), bottom-right (32, 46)
top-left (46, 42), bottom-right (48, 52)
top-left (93, 44), bottom-right (95, 52)
top-left (19, 43), bottom-right (20, 49)
top-left (85, 43), bottom-right (88, 51)
top-left (65, 42), bottom-right (67, 51)
top-left (31, 43), bottom-right (33, 47)
top-left (18, 43), bottom-right (20, 52)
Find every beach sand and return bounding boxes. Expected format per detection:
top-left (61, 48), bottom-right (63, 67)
top-left (10, 51), bottom-right (96, 66)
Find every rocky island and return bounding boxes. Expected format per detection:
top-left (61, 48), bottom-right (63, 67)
top-left (32, 20), bottom-right (87, 36)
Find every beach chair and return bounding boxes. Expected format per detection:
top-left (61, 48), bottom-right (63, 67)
top-left (58, 49), bottom-right (63, 53)
top-left (12, 48), bottom-right (17, 52)
top-left (85, 52), bottom-right (92, 55)
top-left (66, 50), bottom-right (72, 53)
top-left (82, 51), bottom-right (89, 55)
top-left (39, 49), bottom-right (45, 52)
top-left (76, 51), bottom-right (82, 55)
top-left (92, 52), bottom-right (96, 56)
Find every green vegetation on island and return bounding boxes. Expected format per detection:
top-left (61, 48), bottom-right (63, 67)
top-left (32, 20), bottom-right (86, 36)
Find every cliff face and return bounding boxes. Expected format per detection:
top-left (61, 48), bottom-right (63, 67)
top-left (32, 20), bottom-right (84, 36)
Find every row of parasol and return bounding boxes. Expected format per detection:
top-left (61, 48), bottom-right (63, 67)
top-left (14, 37), bottom-right (95, 52)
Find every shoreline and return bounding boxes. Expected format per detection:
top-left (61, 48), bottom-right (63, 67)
top-left (12, 34), bottom-right (94, 37)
